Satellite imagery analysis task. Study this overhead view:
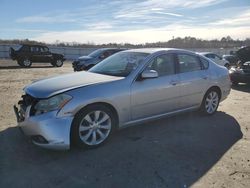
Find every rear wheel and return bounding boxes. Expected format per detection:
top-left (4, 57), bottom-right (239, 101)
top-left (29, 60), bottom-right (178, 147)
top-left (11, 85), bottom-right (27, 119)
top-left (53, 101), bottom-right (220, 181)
top-left (71, 104), bottom-right (115, 148)
top-left (201, 89), bottom-right (220, 115)
top-left (18, 58), bottom-right (32, 67)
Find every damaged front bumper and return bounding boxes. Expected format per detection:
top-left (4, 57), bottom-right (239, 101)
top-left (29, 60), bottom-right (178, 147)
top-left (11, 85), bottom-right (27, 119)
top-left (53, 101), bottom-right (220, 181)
top-left (14, 102), bottom-right (73, 150)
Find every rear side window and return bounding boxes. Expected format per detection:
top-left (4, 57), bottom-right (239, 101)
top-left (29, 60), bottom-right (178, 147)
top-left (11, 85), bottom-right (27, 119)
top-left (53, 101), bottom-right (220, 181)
top-left (200, 57), bottom-right (209, 69)
top-left (177, 54), bottom-right (201, 73)
top-left (205, 54), bottom-right (215, 59)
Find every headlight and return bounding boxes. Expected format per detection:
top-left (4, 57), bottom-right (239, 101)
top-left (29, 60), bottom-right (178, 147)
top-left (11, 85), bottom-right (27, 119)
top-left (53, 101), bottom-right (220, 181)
top-left (34, 94), bottom-right (72, 115)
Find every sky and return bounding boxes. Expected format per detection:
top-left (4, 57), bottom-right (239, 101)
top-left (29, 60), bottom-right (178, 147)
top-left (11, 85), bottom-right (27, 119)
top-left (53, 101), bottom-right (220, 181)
top-left (0, 0), bottom-right (250, 44)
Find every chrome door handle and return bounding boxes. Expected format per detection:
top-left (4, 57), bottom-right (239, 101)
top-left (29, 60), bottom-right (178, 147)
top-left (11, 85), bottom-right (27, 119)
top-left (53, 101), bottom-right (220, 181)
top-left (202, 76), bottom-right (208, 80)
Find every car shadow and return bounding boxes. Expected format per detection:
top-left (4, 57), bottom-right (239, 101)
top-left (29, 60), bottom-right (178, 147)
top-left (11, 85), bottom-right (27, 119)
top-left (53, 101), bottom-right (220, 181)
top-left (232, 84), bottom-right (250, 93)
top-left (0, 111), bottom-right (242, 188)
top-left (0, 65), bottom-right (55, 69)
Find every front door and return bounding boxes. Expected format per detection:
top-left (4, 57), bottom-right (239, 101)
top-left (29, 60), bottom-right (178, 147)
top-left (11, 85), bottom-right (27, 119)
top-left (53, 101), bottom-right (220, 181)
top-left (130, 53), bottom-right (181, 120)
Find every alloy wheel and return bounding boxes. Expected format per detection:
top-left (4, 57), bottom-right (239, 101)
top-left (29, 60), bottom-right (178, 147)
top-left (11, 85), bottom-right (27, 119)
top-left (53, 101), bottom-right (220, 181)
top-left (205, 91), bottom-right (219, 114)
top-left (56, 60), bottom-right (63, 67)
top-left (78, 110), bottom-right (111, 146)
top-left (23, 59), bottom-right (31, 67)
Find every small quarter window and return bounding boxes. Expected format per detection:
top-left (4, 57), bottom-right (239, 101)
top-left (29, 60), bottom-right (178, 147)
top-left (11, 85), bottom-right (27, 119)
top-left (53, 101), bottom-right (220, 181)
top-left (200, 57), bottom-right (209, 69)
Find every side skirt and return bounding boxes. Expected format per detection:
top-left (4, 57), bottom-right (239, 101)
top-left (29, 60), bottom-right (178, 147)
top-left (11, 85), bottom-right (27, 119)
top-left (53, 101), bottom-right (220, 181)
top-left (119, 105), bottom-right (200, 129)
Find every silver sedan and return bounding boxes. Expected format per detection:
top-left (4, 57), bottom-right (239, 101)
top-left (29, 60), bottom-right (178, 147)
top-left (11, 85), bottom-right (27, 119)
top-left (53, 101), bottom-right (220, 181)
top-left (14, 48), bottom-right (231, 150)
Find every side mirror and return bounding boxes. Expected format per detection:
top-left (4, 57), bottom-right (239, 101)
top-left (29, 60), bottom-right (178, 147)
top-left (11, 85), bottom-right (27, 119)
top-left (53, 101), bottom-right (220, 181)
top-left (141, 70), bottom-right (158, 79)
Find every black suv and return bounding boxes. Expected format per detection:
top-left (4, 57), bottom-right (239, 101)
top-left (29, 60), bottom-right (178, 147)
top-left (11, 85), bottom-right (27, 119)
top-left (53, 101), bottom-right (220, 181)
top-left (9, 44), bottom-right (65, 67)
top-left (229, 46), bottom-right (250, 85)
top-left (72, 48), bottom-right (126, 71)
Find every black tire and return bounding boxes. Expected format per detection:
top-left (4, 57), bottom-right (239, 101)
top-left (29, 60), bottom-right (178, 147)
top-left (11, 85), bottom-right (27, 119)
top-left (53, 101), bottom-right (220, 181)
top-left (71, 104), bottom-right (116, 149)
top-left (225, 63), bottom-right (230, 69)
top-left (51, 59), bottom-right (63, 67)
top-left (17, 60), bottom-right (24, 66)
top-left (18, 58), bottom-right (32, 68)
top-left (232, 81), bottom-right (238, 86)
top-left (200, 88), bottom-right (220, 115)
top-left (86, 64), bottom-right (94, 70)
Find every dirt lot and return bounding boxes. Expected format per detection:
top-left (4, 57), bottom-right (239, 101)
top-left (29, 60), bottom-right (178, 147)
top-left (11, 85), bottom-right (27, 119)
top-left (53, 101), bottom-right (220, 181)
top-left (0, 59), bottom-right (249, 188)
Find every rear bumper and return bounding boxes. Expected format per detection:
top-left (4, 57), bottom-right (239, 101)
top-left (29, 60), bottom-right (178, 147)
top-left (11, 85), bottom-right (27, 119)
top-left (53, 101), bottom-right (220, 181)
top-left (15, 105), bottom-right (73, 150)
top-left (230, 73), bottom-right (250, 83)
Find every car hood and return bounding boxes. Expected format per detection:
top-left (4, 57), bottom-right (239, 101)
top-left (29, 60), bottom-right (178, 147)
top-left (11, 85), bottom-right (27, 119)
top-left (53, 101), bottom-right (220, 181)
top-left (25, 71), bottom-right (123, 98)
top-left (78, 56), bottom-right (93, 61)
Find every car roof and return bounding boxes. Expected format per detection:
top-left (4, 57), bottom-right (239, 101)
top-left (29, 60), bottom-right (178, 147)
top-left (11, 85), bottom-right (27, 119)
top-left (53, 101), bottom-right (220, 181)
top-left (198, 52), bottom-right (214, 55)
top-left (124, 48), bottom-right (194, 54)
top-left (98, 48), bottom-right (127, 51)
top-left (21, 44), bottom-right (48, 48)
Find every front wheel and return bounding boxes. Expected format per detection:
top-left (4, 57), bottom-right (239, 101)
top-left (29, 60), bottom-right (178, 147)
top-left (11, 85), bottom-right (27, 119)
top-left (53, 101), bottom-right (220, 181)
top-left (71, 105), bottom-right (115, 148)
top-left (201, 89), bottom-right (220, 115)
top-left (51, 59), bottom-right (63, 67)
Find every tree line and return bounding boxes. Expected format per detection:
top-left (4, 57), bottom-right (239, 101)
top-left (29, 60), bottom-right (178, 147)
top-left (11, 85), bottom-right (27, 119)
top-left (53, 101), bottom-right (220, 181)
top-left (0, 36), bottom-right (249, 49)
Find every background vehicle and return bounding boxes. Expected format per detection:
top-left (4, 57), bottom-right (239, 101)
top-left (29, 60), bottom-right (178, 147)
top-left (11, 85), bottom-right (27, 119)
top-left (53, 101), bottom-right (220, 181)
top-left (229, 46), bottom-right (250, 85)
top-left (222, 54), bottom-right (239, 66)
top-left (9, 44), bottom-right (65, 67)
top-left (199, 52), bottom-right (230, 68)
top-left (72, 48), bottom-right (126, 71)
top-left (14, 48), bottom-right (231, 150)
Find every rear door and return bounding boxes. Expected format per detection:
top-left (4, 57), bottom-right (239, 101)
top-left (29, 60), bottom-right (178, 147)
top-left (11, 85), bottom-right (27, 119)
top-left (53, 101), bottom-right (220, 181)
top-left (40, 47), bottom-right (53, 62)
top-left (176, 53), bottom-right (209, 109)
top-left (131, 53), bottom-right (181, 120)
top-left (30, 46), bottom-right (40, 62)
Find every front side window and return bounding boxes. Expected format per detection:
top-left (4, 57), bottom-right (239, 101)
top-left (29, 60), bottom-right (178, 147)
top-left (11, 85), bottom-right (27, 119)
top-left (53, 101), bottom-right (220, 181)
top-left (146, 54), bottom-right (175, 76)
top-left (31, 47), bottom-right (39, 52)
top-left (177, 54), bottom-right (201, 73)
top-left (89, 52), bottom-right (149, 77)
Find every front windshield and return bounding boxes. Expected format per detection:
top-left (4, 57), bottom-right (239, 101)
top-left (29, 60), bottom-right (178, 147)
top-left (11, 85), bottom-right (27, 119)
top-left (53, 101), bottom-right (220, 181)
top-left (88, 49), bottom-right (104, 58)
top-left (89, 51), bottom-right (149, 77)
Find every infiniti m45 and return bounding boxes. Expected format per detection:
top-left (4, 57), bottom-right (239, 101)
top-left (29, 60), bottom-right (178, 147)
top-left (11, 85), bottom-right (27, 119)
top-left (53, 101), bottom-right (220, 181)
top-left (14, 48), bottom-right (231, 150)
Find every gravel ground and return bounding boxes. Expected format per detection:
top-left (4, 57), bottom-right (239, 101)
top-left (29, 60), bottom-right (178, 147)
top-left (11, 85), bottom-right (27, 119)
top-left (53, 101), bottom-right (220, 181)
top-left (0, 59), bottom-right (249, 188)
